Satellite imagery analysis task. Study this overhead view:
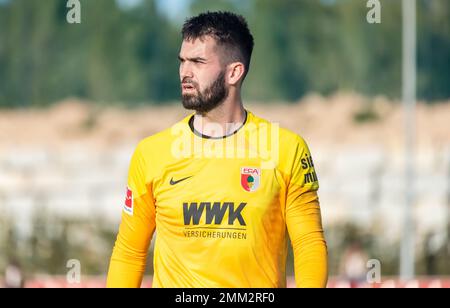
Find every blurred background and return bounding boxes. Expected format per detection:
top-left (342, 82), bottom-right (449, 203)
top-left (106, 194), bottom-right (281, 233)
top-left (0, 0), bottom-right (449, 288)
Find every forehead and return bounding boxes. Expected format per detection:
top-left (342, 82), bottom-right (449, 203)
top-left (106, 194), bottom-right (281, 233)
top-left (180, 36), bottom-right (220, 58)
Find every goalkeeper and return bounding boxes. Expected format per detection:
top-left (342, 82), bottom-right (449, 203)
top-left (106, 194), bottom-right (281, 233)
top-left (107, 11), bottom-right (327, 288)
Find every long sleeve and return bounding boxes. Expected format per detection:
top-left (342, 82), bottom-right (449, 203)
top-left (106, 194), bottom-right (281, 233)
top-left (107, 145), bottom-right (156, 288)
top-left (285, 136), bottom-right (328, 288)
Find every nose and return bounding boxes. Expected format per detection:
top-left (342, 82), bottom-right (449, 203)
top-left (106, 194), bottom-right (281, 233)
top-left (179, 61), bottom-right (194, 81)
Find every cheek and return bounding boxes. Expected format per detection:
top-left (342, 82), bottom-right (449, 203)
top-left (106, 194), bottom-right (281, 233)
top-left (199, 67), bottom-right (222, 88)
top-left (195, 73), bottom-right (209, 90)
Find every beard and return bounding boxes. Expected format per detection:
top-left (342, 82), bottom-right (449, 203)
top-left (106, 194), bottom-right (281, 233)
top-left (181, 71), bottom-right (228, 114)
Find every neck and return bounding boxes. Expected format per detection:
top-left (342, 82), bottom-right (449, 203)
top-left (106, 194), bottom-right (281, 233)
top-left (193, 91), bottom-right (246, 138)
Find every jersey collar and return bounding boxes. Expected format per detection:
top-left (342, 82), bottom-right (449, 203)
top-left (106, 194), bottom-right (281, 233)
top-left (188, 110), bottom-right (249, 140)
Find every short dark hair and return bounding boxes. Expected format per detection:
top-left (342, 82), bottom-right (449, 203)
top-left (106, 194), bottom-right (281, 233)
top-left (182, 11), bottom-right (254, 80)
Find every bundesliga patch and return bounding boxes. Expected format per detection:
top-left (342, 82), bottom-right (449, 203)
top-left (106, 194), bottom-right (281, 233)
top-left (123, 186), bottom-right (133, 215)
top-left (241, 167), bottom-right (261, 192)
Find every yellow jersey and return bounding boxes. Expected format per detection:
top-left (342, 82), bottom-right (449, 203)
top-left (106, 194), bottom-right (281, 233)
top-left (107, 110), bottom-right (327, 288)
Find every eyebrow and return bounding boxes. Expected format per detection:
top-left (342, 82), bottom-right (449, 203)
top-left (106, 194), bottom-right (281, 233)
top-left (178, 55), bottom-right (207, 62)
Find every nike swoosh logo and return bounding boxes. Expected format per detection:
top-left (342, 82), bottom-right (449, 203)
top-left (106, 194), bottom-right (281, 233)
top-left (170, 176), bottom-right (193, 186)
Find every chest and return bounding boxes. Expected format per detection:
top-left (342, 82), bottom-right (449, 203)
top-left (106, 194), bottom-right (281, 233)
top-left (152, 158), bottom-right (285, 229)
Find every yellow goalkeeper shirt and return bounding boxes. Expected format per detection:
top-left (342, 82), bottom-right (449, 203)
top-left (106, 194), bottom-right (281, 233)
top-left (107, 110), bottom-right (327, 288)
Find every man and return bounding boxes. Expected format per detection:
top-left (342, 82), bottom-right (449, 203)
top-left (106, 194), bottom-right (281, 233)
top-left (107, 11), bottom-right (327, 288)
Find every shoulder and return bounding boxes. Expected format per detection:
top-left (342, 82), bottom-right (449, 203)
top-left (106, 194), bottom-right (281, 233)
top-left (130, 114), bottom-right (193, 172)
top-left (277, 127), bottom-right (313, 175)
top-left (279, 126), bottom-right (308, 148)
top-left (249, 111), bottom-right (314, 176)
top-left (249, 111), bottom-right (311, 153)
top-left (135, 113), bottom-right (192, 155)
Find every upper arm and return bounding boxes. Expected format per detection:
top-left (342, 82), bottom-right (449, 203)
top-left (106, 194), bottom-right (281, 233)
top-left (286, 136), bottom-right (321, 234)
top-left (285, 136), bottom-right (327, 288)
top-left (107, 144), bottom-right (156, 288)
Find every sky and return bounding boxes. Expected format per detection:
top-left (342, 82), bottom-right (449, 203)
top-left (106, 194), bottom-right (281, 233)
top-left (117, 0), bottom-right (193, 22)
top-left (0, 0), bottom-right (193, 21)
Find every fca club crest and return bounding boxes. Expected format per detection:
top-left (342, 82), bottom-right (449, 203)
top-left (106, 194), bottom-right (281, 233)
top-left (241, 167), bottom-right (261, 192)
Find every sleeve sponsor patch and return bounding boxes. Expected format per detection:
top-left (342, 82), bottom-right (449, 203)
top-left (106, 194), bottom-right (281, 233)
top-left (123, 186), bottom-right (133, 216)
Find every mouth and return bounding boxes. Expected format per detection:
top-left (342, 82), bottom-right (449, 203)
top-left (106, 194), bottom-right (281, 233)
top-left (182, 83), bottom-right (196, 91)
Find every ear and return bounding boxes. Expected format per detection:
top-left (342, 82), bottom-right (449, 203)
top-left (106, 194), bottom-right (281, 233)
top-left (226, 62), bottom-right (245, 86)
